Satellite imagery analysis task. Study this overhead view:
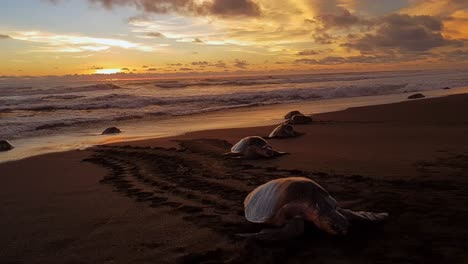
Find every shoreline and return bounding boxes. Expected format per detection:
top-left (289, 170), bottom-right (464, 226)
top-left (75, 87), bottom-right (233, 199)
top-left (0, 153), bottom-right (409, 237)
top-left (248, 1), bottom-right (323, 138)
top-left (2, 85), bottom-right (468, 163)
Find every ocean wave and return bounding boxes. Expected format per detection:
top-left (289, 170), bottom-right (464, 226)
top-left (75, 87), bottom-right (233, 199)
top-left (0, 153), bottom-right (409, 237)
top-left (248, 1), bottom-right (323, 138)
top-left (148, 72), bottom-right (431, 89)
top-left (0, 83), bottom-right (122, 97)
top-left (0, 83), bottom-right (415, 113)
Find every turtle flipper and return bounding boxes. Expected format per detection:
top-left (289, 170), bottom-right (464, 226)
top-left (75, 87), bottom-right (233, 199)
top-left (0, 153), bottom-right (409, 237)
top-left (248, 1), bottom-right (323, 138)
top-left (273, 150), bottom-right (289, 157)
top-left (338, 208), bottom-right (388, 223)
top-left (237, 218), bottom-right (304, 241)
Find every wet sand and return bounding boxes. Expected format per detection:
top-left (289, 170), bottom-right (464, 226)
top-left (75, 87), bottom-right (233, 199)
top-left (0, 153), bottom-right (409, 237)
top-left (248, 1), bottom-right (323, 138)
top-left (1, 94), bottom-right (468, 264)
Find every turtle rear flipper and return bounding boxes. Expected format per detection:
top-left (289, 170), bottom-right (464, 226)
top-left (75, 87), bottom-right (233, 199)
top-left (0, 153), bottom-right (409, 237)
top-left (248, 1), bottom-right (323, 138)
top-left (273, 150), bottom-right (289, 157)
top-left (338, 208), bottom-right (388, 223)
top-left (237, 218), bottom-right (304, 241)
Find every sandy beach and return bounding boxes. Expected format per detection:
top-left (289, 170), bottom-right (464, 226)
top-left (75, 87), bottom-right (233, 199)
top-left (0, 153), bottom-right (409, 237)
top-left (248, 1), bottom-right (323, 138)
top-left (1, 94), bottom-right (468, 264)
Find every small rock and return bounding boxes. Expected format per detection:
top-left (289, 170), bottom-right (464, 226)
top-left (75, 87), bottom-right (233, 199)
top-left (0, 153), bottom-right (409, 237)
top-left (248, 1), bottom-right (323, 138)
top-left (102, 127), bottom-right (122, 135)
top-left (407, 93), bottom-right (425, 100)
top-left (0, 140), bottom-right (14, 152)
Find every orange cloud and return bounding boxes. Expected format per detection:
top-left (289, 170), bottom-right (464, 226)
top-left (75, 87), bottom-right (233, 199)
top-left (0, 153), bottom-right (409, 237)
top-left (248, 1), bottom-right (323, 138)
top-left (444, 10), bottom-right (468, 39)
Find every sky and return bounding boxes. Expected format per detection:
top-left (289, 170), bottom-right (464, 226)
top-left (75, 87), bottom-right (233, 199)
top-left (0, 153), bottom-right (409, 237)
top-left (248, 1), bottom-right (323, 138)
top-left (0, 0), bottom-right (467, 77)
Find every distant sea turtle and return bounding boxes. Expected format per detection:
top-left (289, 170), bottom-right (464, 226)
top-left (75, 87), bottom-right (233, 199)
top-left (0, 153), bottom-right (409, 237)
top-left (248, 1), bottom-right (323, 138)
top-left (284, 111), bottom-right (304, 120)
top-left (102, 127), bottom-right (122, 135)
top-left (0, 140), bottom-right (14, 152)
top-left (287, 115), bottom-right (313, 124)
top-left (407, 93), bottom-right (425, 99)
top-left (240, 177), bottom-right (388, 240)
top-left (224, 136), bottom-right (287, 159)
top-left (268, 124), bottom-right (303, 138)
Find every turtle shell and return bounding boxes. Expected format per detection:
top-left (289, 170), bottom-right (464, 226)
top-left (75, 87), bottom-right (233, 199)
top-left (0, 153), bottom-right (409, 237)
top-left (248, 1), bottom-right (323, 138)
top-left (0, 140), bottom-right (14, 152)
top-left (244, 177), bottom-right (336, 224)
top-left (231, 136), bottom-right (269, 154)
top-left (269, 124), bottom-right (295, 138)
top-left (284, 111), bottom-right (304, 120)
top-left (102, 127), bottom-right (122, 135)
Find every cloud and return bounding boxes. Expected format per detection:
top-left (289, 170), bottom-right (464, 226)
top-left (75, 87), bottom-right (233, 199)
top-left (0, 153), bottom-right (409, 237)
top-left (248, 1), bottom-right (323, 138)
top-left (295, 54), bottom-right (420, 65)
top-left (211, 60), bottom-right (227, 68)
top-left (0, 34), bottom-right (11, 39)
top-left (168, 63), bottom-right (183, 66)
top-left (145, 32), bottom-right (165, 38)
top-left (342, 14), bottom-right (462, 53)
top-left (88, 0), bottom-right (261, 17)
top-left (191, 61), bottom-right (209, 66)
top-left (193, 38), bottom-right (204, 43)
top-left (401, 0), bottom-right (468, 18)
top-left (147, 68), bottom-right (157, 71)
top-left (89, 65), bottom-right (104, 70)
top-left (315, 9), bottom-right (372, 30)
top-left (297, 49), bottom-right (319, 56)
top-left (121, 68), bottom-right (130, 71)
top-left (179, 67), bottom-right (193, 71)
top-left (313, 32), bottom-right (335, 45)
top-left (444, 10), bottom-right (468, 39)
top-left (233, 59), bottom-right (249, 69)
top-left (440, 49), bottom-right (468, 61)
top-left (8, 31), bottom-right (155, 52)
top-left (210, 0), bottom-right (261, 17)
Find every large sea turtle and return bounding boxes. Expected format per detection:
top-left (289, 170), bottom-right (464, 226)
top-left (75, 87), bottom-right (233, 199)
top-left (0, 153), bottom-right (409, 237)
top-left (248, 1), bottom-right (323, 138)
top-left (268, 124), bottom-right (303, 138)
top-left (224, 136), bottom-right (287, 159)
top-left (241, 177), bottom-right (388, 240)
top-left (0, 140), bottom-right (14, 152)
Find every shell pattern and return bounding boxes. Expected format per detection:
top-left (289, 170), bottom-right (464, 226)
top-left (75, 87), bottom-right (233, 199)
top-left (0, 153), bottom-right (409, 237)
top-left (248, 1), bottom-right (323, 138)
top-left (269, 124), bottom-right (296, 138)
top-left (244, 177), bottom-right (336, 224)
top-left (231, 136), bottom-right (270, 154)
top-left (284, 111), bottom-right (304, 120)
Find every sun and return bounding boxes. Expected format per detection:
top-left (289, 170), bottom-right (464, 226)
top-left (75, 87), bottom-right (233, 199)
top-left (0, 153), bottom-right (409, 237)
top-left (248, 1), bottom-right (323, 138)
top-left (95, 68), bottom-right (121, 74)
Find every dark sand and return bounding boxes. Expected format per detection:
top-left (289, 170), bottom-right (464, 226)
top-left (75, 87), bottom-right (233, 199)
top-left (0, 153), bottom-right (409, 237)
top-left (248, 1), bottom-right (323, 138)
top-left (1, 94), bottom-right (468, 264)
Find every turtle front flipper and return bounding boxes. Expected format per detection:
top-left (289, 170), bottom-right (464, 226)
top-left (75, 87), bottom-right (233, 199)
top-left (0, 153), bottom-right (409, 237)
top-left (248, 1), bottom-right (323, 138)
top-left (338, 208), bottom-right (389, 223)
top-left (237, 217), bottom-right (304, 241)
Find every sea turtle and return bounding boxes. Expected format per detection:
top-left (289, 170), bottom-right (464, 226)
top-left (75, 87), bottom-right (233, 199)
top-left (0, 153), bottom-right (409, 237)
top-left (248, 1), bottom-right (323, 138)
top-left (287, 115), bottom-right (313, 124)
top-left (0, 140), bottom-right (14, 152)
top-left (240, 177), bottom-right (388, 241)
top-left (284, 111), bottom-right (304, 120)
top-left (268, 124), bottom-right (303, 138)
top-left (223, 136), bottom-right (287, 159)
top-left (102, 127), bottom-right (122, 135)
top-left (407, 93), bottom-right (425, 99)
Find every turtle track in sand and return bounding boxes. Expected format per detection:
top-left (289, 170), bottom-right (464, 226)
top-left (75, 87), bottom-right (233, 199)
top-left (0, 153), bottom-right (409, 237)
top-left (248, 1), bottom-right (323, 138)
top-left (83, 140), bottom-right (468, 264)
top-left (83, 140), bottom-right (296, 238)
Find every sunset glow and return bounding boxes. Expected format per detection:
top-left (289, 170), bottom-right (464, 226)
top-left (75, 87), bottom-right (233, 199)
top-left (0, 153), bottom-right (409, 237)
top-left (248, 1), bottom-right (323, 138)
top-left (1, 1), bottom-right (467, 77)
top-left (95, 68), bottom-right (122, 74)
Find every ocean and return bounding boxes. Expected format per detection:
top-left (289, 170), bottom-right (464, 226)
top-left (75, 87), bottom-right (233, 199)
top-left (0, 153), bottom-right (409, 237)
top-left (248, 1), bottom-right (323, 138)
top-left (1, 69), bottom-right (468, 162)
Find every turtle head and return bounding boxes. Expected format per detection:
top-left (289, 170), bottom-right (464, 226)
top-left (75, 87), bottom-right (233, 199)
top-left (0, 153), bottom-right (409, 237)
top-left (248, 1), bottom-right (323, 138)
top-left (315, 209), bottom-right (350, 236)
top-left (246, 145), bottom-right (275, 158)
top-left (260, 145), bottom-right (276, 157)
